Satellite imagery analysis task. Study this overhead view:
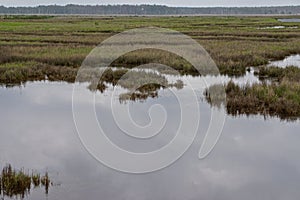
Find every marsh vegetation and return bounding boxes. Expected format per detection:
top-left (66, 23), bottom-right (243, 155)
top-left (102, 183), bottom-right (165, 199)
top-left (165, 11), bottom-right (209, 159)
top-left (1, 16), bottom-right (300, 76)
top-left (0, 14), bottom-right (300, 200)
top-left (0, 164), bottom-right (51, 199)
top-left (0, 15), bottom-right (300, 118)
top-left (205, 64), bottom-right (300, 119)
top-left (225, 81), bottom-right (300, 119)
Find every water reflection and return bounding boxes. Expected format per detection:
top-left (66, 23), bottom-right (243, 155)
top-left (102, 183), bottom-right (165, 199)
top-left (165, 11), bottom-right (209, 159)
top-left (268, 54), bottom-right (300, 68)
top-left (278, 18), bottom-right (300, 23)
top-left (0, 82), bottom-right (300, 200)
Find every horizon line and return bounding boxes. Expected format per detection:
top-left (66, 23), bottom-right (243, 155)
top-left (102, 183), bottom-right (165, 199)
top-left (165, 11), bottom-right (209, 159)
top-left (1, 4), bottom-right (300, 8)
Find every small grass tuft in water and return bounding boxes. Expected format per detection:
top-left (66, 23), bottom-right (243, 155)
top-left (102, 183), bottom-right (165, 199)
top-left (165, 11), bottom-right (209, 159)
top-left (41, 172), bottom-right (50, 195)
top-left (0, 164), bottom-right (51, 199)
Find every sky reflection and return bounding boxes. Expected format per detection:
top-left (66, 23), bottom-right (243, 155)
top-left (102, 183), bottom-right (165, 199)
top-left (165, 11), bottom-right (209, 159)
top-left (0, 82), bottom-right (299, 200)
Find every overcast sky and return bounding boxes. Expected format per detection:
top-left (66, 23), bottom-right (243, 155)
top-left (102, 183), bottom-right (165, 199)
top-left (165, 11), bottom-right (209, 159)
top-left (1, 0), bottom-right (299, 7)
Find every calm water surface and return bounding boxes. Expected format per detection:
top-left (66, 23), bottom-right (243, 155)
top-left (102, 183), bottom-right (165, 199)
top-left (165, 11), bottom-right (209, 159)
top-left (1, 80), bottom-right (300, 200)
top-left (278, 18), bottom-right (300, 23)
top-left (268, 54), bottom-right (300, 68)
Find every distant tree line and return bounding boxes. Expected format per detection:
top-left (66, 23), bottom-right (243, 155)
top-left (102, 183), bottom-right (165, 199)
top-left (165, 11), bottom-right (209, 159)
top-left (0, 4), bottom-right (299, 15)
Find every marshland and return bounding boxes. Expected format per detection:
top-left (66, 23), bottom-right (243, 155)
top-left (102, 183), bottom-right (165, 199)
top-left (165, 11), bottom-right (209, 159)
top-left (1, 14), bottom-right (300, 200)
top-left (1, 15), bottom-right (300, 117)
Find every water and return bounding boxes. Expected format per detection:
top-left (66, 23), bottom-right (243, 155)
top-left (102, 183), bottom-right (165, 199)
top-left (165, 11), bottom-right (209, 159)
top-left (117, 66), bottom-right (260, 86)
top-left (258, 26), bottom-right (298, 29)
top-left (258, 26), bottom-right (283, 29)
top-left (1, 79), bottom-right (300, 200)
top-left (268, 54), bottom-right (300, 68)
top-left (278, 18), bottom-right (300, 23)
top-left (137, 66), bottom-right (260, 87)
top-left (203, 67), bottom-right (260, 86)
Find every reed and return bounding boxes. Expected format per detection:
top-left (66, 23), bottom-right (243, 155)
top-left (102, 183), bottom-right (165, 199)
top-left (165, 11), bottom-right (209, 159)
top-left (215, 81), bottom-right (300, 120)
top-left (0, 164), bottom-right (51, 199)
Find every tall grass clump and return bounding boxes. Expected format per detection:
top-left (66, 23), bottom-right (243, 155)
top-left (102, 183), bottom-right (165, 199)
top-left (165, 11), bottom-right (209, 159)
top-left (222, 81), bottom-right (300, 119)
top-left (0, 164), bottom-right (51, 199)
top-left (0, 61), bottom-right (78, 86)
top-left (258, 66), bottom-right (300, 82)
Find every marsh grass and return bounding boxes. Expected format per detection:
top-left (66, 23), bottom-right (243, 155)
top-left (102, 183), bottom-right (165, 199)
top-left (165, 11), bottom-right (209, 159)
top-left (31, 173), bottom-right (40, 187)
top-left (110, 49), bottom-right (199, 76)
top-left (41, 172), bottom-right (50, 195)
top-left (258, 65), bottom-right (300, 82)
top-left (217, 81), bottom-right (300, 119)
top-left (0, 164), bottom-right (51, 199)
top-left (0, 61), bottom-right (77, 86)
top-left (1, 16), bottom-right (300, 77)
top-left (201, 39), bottom-right (300, 76)
top-left (206, 64), bottom-right (300, 119)
top-left (1, 15), bottom-right (300, 115)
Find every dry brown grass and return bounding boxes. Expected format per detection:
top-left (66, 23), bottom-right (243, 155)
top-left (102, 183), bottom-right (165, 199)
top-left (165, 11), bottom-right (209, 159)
top-left (223, 81), bottom-right (300, 119)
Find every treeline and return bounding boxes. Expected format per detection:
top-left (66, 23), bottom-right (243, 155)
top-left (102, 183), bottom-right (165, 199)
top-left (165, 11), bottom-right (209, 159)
top-left (0, 4), bottom-right (299, 15)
